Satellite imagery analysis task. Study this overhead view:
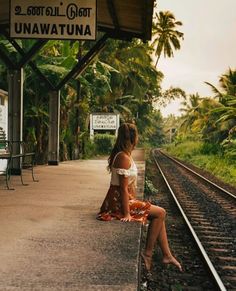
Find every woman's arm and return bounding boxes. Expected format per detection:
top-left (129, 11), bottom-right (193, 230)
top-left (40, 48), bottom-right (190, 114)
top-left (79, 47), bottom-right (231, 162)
top-left (119, 175), bottom-right (132, 221)
top-left (114, 152), bottom-right (132, 222)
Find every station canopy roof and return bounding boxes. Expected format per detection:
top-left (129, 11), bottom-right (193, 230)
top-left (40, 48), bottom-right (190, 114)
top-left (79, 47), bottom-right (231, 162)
top-left (0, 0), bottom-right (155, 42)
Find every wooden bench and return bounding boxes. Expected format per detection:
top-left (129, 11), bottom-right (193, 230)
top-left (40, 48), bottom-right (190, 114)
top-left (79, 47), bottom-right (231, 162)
top-left (0, 139), bottom-right (38, 190)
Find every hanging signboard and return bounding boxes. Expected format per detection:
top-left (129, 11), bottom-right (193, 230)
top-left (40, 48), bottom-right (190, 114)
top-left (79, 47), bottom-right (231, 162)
top-left (10, 0), bottom-right (97, 40)
top-left (91, 113), bottom-right (119, 130)
top-left (0, 105), bottom-right (7, 129)
top-left (90, 113), bottom-right (120, 138)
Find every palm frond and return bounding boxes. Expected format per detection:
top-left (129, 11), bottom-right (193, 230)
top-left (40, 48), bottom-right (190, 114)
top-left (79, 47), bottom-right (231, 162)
top-left (204, 82), bottom-right (223, 98)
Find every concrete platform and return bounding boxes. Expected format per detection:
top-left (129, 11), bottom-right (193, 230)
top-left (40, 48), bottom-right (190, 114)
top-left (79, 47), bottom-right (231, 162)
top-left (0, 149), bottom-right (145, 290)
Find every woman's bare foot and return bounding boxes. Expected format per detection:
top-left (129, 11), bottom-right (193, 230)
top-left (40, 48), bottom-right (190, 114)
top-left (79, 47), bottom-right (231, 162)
top-left (141, 252), bottom-right (152, 271)
top-left (162, 255), bottom-right (183, 272)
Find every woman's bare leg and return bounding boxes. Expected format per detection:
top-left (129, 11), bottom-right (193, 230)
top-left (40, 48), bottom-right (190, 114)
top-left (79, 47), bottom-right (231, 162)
top-left (158, 222), bottom-right (182, 271)
top-left (142, 205), bottom-right (182, 271)
top-left (142, 205), bottom-right (166, 270)
top-left (144, 205), bottom-right (166, 257)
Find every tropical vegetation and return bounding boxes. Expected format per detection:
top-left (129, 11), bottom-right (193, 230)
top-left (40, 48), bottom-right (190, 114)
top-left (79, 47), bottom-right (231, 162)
top-left (0, 9), bottom-right (185, 163)
top-left (1, 7), bottom-right (235, 188)
top-left (164, 68), bottom-right (236, 185)
top-left (152, 10), bottom-right (184, 67)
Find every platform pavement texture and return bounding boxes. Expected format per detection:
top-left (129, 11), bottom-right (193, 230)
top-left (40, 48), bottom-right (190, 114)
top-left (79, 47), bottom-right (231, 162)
top-left (0, 149), bottom-right (145, 291)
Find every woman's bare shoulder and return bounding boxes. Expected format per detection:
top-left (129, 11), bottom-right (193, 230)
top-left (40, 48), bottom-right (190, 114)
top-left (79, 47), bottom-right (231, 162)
top-left (113, 152), bottom-right (131, 169)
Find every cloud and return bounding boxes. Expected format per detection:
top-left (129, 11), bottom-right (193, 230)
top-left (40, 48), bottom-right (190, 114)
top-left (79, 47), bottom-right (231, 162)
top-left (155, 0), bottom-right (236, 98)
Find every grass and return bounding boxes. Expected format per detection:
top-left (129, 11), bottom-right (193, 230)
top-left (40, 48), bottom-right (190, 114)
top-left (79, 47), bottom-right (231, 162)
top-left (163, 141), bottom-right (236, 187)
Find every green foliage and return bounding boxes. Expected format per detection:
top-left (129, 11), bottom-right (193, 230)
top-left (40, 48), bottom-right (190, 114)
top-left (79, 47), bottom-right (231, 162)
top-left (94, 134), bottom-right (116, 155)
top-left (173, 68), bottom-right (236, 163)
top-left (83, 137), bottom-right (96, 159)
top-left (164, 141), bottom-right (236, 186)
top-left (199, 142), bottom-right (222, 155)
top-left (221, 127), bottom-right (236, 160)
top-left (158, 86), bottom-right (186, 107)
top-left (165, 140), bottom-right (202, 161)
top-left (0, 62), bottom-right (7, 90)
top-left (138, 109), bottom-right (165, 148)
top-left (145, 178), bottom-right (158, 196)
top-left (224, 147), bottom-right (236, 160)
top-left (0, 35), bottom-right (167, 163)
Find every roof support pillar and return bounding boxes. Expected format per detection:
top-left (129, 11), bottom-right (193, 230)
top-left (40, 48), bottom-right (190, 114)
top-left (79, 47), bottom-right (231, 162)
top-left (7, 68), bottom-right (23, 174)
top-left (48, 90), bottom-right (60, 166)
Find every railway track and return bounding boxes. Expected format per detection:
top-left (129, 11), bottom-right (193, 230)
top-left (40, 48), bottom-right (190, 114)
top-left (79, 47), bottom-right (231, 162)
top-left (147, 149), bottom-right (236, 291)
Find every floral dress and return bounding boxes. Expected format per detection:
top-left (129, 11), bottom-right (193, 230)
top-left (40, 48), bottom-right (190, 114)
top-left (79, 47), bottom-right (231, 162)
top-left (97, 152), bottom-right (151, 224)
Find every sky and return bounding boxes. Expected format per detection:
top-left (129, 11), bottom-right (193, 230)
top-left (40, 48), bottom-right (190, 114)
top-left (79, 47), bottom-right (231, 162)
top-left (154, 0), bottom-right (236, 117)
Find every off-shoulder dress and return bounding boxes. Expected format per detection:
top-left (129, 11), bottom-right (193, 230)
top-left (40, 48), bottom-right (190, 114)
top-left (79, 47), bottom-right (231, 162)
top-left (96, 151), bottom-right (151, 223)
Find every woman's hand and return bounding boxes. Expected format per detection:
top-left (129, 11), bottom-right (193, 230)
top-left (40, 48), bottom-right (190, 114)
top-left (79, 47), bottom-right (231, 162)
top-left (120, 213), bottom-right (132, 222)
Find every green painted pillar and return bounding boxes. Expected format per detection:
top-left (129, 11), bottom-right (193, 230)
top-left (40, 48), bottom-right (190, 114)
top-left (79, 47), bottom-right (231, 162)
top-left (7, 69), bottom-right (23, 174)
top-left (48, 90), bottom-right (60, 165)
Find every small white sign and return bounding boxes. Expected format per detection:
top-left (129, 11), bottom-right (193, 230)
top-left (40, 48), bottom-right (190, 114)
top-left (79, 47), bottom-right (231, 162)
top-left (0, 105), bottom-right (6, 128)
top-left (92, 114), bottom-right (118, 130)
top-left (10, 0), bottom-right (97, 40)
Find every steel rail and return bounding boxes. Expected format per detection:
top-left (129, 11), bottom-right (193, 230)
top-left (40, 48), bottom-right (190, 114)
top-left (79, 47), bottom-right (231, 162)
top-left (158, 149), bottom-right (236, 200)
top-left (152, 150), bottom-right (227, 291)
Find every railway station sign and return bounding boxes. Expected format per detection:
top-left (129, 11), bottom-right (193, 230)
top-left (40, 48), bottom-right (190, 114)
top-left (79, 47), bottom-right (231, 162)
top-left (91, 113), bottom-right (119, 130)
top-left (0, 105), bottom-right (7, 128)
top-left (10, 0), bottom-right (97, 40)
top-left (90, 113), bottom-right (120, 138)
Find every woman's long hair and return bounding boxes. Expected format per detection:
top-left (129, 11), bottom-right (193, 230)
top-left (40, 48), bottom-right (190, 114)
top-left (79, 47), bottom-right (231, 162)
top-left (107, 123), bottom-right (138, 171)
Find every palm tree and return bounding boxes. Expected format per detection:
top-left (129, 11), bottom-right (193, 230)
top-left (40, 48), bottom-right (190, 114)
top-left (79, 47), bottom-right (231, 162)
top-left (98, 39), bottom-right (161, 121)
top-left (179, 93), bottom-right (202, 133)
top-left (180, 93), bottom-right (201, 114)
top-left (152, 11), bottom-right (184, 68)
top-left (205, 68), bottom-right (236, 105)
top-left (179, 94), bottom-right (217, 132)
top-left (219, 68), bottom-right (236, 96)
top-left (205, 68), bottom-right (236, 142)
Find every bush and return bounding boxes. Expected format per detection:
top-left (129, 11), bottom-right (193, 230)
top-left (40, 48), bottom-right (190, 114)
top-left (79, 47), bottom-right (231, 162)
top-left (83, 138), bottom-right (96, 158)
top-left (164, 140), bottom-right (236, 186)
top-left (145, 178), bottom-right (158, 196)
top-left (94, 133), bottom-right (116, 155)
top-left (200, 142), bottom-right (222, 155)
top-left (164, 140), bottom-right (202, 161)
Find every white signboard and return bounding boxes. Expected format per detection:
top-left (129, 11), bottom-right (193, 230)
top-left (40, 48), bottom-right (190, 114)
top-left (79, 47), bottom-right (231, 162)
top-left (92, 114), bottom-right (119, 130)
top-left (10, 0), bottom-right (97, 40)
top-left (0, 105), bottom-right (6, 126)
top-left (90, 113), bottom-right (120, 138)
